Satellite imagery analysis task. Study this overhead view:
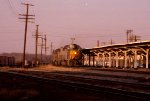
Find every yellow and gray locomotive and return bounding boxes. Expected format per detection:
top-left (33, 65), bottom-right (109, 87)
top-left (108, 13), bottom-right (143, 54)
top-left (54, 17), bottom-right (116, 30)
top-left (52, 44), bottom-right (82, 66)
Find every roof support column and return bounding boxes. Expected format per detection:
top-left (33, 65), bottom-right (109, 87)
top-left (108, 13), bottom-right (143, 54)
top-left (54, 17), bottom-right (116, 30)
top-left (124, 51), bottom-right (127, 68)
top-left (82, 54), bottom-right (85, 66)
top-left (109, 52), bottom-right (111, 67)
top-left (93, 54), bottom-right (95, 67)
top-left (146, 49), bottom-right (149, 69)
top-left (102, 53), bottom-right (105, 67)
top-left (115, 52), bottom-right (118, 68)
top-left (96, 53), bottom-right (100, 67)
top-left (89, 53), bottom-right (91, 67)
top-left (134, 50), bottom-right (137, 68)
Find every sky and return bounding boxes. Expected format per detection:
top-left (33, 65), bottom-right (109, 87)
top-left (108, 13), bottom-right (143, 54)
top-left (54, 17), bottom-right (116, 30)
top-left (0, 0), bottom-right (150, 54)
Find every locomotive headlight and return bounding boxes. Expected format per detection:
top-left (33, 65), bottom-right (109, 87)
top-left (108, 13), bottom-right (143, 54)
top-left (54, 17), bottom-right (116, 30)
top-left (70, 51), bottom-right (77, 55)
top-left (70, 51), bottom-right (77, 59)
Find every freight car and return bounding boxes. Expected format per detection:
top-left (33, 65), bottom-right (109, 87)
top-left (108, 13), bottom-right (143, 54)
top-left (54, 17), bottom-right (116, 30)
top-left (0, 56), bottom-right (15, 67)
top-left (52, 44), bottom-right (82, 66)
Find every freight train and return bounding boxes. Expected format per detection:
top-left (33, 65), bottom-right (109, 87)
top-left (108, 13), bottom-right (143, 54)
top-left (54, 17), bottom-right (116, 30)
top-left (0, 56), bottom-right (15, 67)
top-left (52, 44), bottom-right (83, 66)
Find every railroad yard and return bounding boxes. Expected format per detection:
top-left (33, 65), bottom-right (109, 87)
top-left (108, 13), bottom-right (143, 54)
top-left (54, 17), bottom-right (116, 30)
top-left (1, 0), bottom-right (150, 101)
top-left (0, 65), bottom-right (150, 101)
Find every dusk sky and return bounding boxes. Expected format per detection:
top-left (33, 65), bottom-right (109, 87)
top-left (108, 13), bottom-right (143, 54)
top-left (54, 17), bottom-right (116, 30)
top-left (0, 0), bottom-right (150, 54)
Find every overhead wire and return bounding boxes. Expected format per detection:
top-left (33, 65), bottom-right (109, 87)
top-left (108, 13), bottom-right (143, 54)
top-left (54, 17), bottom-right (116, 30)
top-left (0, 38), bottom-right (24, 42)
top-left (7, 0), bottom-right (19, 16)
top-left (6, 0), bottom-right (126, 47)
top-left (5, 0), bottom-right (35, 52)
top-left (46, 33), bottom-right (123, 39)
top-left (7, 0), bottom-right (36, 34)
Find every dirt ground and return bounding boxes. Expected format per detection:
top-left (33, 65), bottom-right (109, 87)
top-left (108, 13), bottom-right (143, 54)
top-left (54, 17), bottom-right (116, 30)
top-left (0, 71), bottom-right (112, 101)
top-left (0, 65), bottom-right (147, 101)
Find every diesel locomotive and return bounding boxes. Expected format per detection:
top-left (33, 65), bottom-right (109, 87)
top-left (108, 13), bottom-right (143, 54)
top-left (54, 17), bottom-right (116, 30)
top-left (52, 44), bottom-right (82, 66)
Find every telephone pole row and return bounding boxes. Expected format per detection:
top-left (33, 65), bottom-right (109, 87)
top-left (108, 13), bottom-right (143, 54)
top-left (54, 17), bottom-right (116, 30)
top-left (34, 33), bottom-right (49, 65)
top-left (126, 30), bottom-right (141, 43)
top-left (32, 25), bottom-right (42, 66)
top-left (36, 35), bottom-right (44, 64)
top-left (39, 35), bottom-right (49, 64)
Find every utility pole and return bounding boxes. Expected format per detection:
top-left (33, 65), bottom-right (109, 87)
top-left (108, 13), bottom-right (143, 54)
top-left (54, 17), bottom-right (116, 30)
top-left (110, 39), bottom-right (115, 45)
top-left (44, 35), bottom-right (47, 56)
top-left (110, 39), bottom-right (113, 45)
top-left (126, 30), bottom-right (132, 43)
top-left (134, 35), bottom-right (141, 42)
top-left (97, 40), bottom-right (99, 47)
top-left (40, 36), bottom-right (44, 64)
top-left (126, 30), bottom-right (129, 43)
top-left (32, 25), bottom-right (41, 66)
top-left (44, 34), bottom-right (49, 63)
top-left (126, 30), bottom-right (141, 43)
top-left (49, 42), bottom-right (53, 64)
top-left (35, 25), bottom-right (39, 65)
top-left (51, 42), bottom-right (53, 54)
top-left (19, 3), bottom-right (34, 67)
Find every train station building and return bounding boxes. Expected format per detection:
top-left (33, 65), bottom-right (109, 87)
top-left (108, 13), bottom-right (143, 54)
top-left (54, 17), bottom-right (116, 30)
top-left (82, 41), bottom-right (150, 69)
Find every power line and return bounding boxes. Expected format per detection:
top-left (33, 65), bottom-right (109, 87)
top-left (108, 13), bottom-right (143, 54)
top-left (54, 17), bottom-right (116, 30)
top-left (46, 33), bottom-right (124, 38)
top-left (0, 38), bottom-right (23, 42)
top-left (7, 0), bottom-right (36, 35)
top-left (7, 0), bottom-right (18, 16)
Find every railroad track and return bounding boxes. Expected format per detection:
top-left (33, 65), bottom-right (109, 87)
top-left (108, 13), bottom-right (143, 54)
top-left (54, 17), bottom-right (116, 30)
top-left (4, 70), bottom-right (150, 91)
top-left (1, 71), bottom-right (150, 101)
